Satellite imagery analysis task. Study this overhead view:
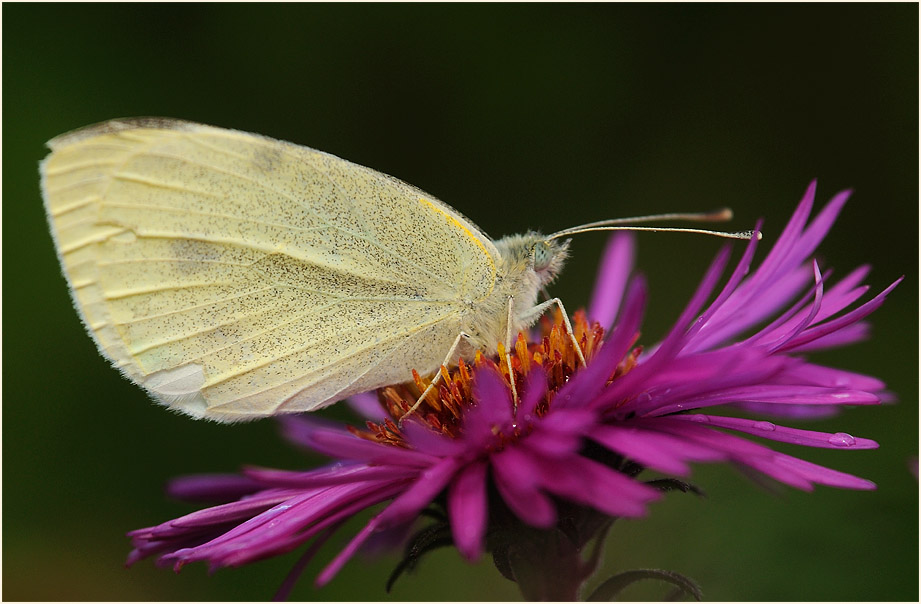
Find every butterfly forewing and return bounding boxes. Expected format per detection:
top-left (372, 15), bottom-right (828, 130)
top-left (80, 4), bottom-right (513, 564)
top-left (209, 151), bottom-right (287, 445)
top-left (41, 119), bottom-right (499, 421)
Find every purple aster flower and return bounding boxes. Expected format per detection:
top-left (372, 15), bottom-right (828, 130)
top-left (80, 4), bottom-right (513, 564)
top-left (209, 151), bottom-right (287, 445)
top-left (127, 181), bottom-right (900, 600)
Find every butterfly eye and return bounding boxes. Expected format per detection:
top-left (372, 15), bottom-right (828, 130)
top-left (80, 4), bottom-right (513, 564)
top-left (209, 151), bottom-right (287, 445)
top-left (532, 241), bottom-right (554, 272)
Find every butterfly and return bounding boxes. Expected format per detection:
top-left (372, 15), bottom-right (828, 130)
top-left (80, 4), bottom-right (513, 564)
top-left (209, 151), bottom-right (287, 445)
top-left (41, 118), bottom-right (750, 422)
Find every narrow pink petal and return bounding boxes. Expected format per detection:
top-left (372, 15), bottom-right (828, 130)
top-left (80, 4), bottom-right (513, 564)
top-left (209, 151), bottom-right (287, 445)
top-left (779, 277), bottom-right (902, 352)
top-left (517, 365), bottom-right (548, 421)
top-left (448, 461), bottom-right (489, 560)
top-left (522, 430), bottom-right (583, 456)
top-left (762, 261), bottom-right (825, 351)
top-left (764, 180), bottom-right (817, 265)
top-left (242, 463), bottom-right (418, 487)
top-left (792, 322), bottom-right (870, 351)
top-left (273, 524), bottom-right (341, 601)
top-left (812, 278), bottom-right (870, 323)
top-left (522, 451), bottom-right (660, 517)
top-left (306, 426), bottom-right (437, 468)
top-left (491, 448), bottom-right (557, 528)
top-left (219, 483), bottom-right (406, 566)
top-left (167, 474), bottom-right (262, 502)
top-left (775, 360), bottom-right (886, 392)
top-left (650, 385), bottom-right (879, 416)
top-left (539, 409), bottom-right (597, 433)
top-left (709, 264), bottom-right (815, 348)
top-left (623, 349), bottom-right (787, 418)
top-left (735, 402), bottom-right (843, 420)
top-left (638, 417), bottom-right (874, 491)
top-left (756, 264), bottom-right (872, 350)
top-left (771, 453), bottom-right (876, 490)
top-left (740, 456), bottom-right (815, 490)
top-left (596, 247), bottom-right (734, 409)
top-left (316, 520), bottom-right (378, 586)
top-left (659, 245), bottom-right (732, 356)
top-left (278, 414), bottom-right (346, 448)
top-left (401, 420), bottom-right (466, 456)
top-left (688, 185), bottom-right (853, 352)
top-left (588, 233), bottom-right (635, 331)
top-left (467, 368), bottom-right (513, 440)
top-left (171, 482), bottom-right (394, 557)
top-left (346, 391), bottom-right (388, 421)
top-left (670, 415), bottom-right (878, 449)
top-left (794, 189), bottom-right (851, 264)
top-left (374, 457), bottom-right (462, 528)
top-left (166, 491), bottom-right (305, 531)
top-left (316, 459), bottom-right (459, 585)
top-left (565, 275), bottom-right (646, 410)
top-left (590, 424), bottom-right (726, 475)
top-left (685, 218), bottom-right (762, 349)
top-left (192, 478), bottom-right (411, 582)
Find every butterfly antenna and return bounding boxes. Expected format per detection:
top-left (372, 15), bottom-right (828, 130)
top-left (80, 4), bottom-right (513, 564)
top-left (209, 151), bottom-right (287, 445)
top-left (547, 208), bottom-right (760, 241)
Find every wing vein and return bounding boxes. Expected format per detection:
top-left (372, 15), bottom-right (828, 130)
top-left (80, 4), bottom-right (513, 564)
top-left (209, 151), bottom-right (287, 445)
top-left (99, 200), bottom-right (331, 235)
top-left (97, 256), bottom-right (262, 268)
top-left (102, 281), bottom-right (242, 299)
top-left (43, 160), bottom-right (123, 177)
top-left (142, 150), bottom-right (307, 206)
top-left (207, 310), bottom-right (457, 399)
top-left (115, 285), bottom-right (276, 323)
top-left (111, 171), bottom-right (222, 198)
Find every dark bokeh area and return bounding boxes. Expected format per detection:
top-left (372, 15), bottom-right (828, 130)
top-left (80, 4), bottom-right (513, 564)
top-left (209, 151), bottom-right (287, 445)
top-left (3, 4), bottom-right (917, 601)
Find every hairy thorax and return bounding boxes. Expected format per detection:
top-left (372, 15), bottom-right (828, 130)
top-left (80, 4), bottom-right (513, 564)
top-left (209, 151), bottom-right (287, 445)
top-left (461, 232), bottom-right (569, 354)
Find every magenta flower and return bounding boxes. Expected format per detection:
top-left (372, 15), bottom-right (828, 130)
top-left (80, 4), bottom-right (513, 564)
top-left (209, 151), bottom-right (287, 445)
top-left (127, 182), bottom-right (900, 600)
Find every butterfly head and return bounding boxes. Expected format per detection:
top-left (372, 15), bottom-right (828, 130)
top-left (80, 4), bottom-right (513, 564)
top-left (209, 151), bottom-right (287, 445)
top-left (530, 237), bottom-right (570, 287)
top-left (495, 232), bottom-right (570, 290)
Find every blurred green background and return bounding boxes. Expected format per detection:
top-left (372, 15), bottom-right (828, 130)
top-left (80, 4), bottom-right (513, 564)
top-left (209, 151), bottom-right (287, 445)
top-left (3, 4), bottom-right (917, 601)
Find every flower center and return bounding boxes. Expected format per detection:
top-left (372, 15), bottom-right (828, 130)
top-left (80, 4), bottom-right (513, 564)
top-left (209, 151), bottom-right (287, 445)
top-left (350, 310), bottom-right (634, 448)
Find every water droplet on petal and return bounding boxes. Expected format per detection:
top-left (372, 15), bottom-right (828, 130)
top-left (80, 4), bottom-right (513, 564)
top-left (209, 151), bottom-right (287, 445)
top-left (753, 421), bottom-right (776, 431)
top-left (688, 415), bottom-right (710, 423)
top-left (828, 432), bottom-right (856, 447)
top-left (637, 392), bottom-right (652, 404)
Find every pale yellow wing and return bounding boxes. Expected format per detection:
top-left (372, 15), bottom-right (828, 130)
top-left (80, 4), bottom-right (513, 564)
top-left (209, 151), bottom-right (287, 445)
top-left (41, 118), bottom-right (499, 422)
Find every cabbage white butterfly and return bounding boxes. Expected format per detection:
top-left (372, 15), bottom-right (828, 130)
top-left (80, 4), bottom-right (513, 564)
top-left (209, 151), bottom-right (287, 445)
top-left (41, 118), bottom-right (752, 422)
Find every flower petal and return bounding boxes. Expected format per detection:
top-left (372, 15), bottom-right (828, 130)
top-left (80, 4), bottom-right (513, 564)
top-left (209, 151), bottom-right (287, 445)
top-left (778, 277), bottom-right (902, 352)
top-left (588, 233), bottom-right (635, 331)
top-left (517, 365), bottom-right (548, 421)
top-left (167, 474), bottom-right (263, 503)
top-left (282, 416), bottom-right (436, 468)
top-left (402, 420), bottom-right (466, 456)
top-left (346, 391), bottom-right (389, 421)
top-left (491, 447), bottom-right (557, 528)
top-left (467, 367), bottom-right (514, 442)
top-left (638, 417), bottom-right (873, 491)
top-left (596, 248), bottom-right (730, 409)
top-left (242, 463), bottom-right (418, 487)
top-left (560, 276), bottom-right (647, 409)
top-left (670, 414), bottom-right (878, 449)
top-left (590, 423), bottom-right (725, 475)
top-left (448, 460), bottom-right (489, 560)
top-left (515, 446), bottom-right (661, 517)
top-left (316, 458), bottom-right (461, 585)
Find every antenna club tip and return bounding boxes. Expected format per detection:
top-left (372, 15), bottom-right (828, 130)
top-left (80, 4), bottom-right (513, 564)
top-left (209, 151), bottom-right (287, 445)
top-left (715, 207), bottom-right (733, 221)
top-left (755, 230), bottom-right (763, 240)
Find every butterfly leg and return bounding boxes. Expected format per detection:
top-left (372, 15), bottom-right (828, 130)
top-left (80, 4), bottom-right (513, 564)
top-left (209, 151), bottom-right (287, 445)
top-left (519, 298), bottom-right (587, 368)
top-left (399, 331), bottom-right (471, 424)
top-left (504, 296), bottom-right (519, 404)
